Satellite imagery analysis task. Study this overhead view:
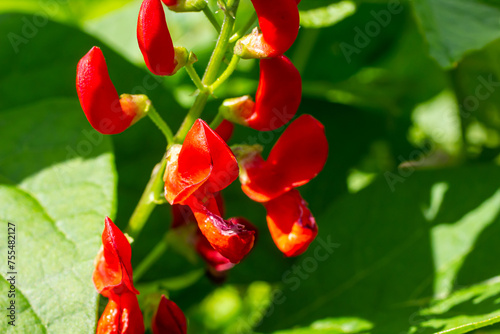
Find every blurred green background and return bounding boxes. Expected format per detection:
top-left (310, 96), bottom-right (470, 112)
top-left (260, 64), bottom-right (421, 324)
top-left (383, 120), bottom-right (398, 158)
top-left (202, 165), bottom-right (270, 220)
top-left (2, 0), bottom-right (500, 333)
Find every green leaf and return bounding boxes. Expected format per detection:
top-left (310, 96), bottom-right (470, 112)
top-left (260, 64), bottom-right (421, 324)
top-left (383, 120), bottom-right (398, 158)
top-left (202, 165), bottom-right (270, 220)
top-left (254, 165), bottom-right (500, 333)
top-left (0, 0), bottom-right (137, 24)
top-left (412, 0), bottom-right (500, 68)
top-left (0, 98), bottom-right (116, 333)
top-left (299, 1), bottom-right (357, 28)
top-left (412, 277), bottom-right (500, 333)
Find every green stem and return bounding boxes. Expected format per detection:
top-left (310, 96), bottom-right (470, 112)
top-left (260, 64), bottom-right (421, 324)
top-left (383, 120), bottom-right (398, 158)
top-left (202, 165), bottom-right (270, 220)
top-left (209, 111), bottom-right (225, 129)
top-left (126, 155), bottom-right (167, 239)
top-left (210, 54), bottom-right (240, 91)
top-left (174, 9), bottom-right (236, 142)
top-left (185, 63), bottom-right (206, 93)
top-left (147, 105), bottom-right (174, 145)
top-left (229, 12), bottom-right (257, 43)
top-left (134, 233), bottom-right (169, 282)
top-left (203, 6), bottom-right (221, 32)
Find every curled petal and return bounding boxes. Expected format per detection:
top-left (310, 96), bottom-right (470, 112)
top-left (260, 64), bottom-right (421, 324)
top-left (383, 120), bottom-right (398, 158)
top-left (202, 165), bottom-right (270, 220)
top-left (265, 189), bottom-right (317, 257)
top-left (93, 217), bottom-right (139, 296)
top-left (240, 115), bottom-right (328, 202)
top-left (221, 56), bottom-right (301, 131)
top-left (235, 0), bottom-right (299, 58)
top-left (97, 292), bottom-right (145, 334)
top-left (188, 196), bottom-right (255, 264)
top-left (76, 47), bottom-right (145, 134)
top-left (138, 0), bottom-right (176, 76)
top-left (152, 295), bottom-right (187, 334)
top-left (164, 120), bottom-right (238, 205)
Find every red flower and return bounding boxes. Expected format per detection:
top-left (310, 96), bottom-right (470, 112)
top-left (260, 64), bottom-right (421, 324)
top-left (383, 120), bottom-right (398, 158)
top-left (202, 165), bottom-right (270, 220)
top-left (97, 292), bottom-right (145, 334)
top-left (165, 120), bottom-right (256, 263)
top-left (235, 0), bottom-right (299, 58)
top-left (164, 119), bottom-right (238, 205)
top-left (76, 47), bottom-right (147, 134)
top-left (93, 217), bottom-right (139, 297)
top-left (151, 295), bottom-right (187, 334)
top-left (265, 189), bottom-right (317, 257)
top-left (238, 115), bottom-right (328, 202)
top-left (187, 195), bottom-right (255, 264)
top-left (138, 0), bottom-right (179, 76)
top-left (221, 56), bottom-right (302, 131)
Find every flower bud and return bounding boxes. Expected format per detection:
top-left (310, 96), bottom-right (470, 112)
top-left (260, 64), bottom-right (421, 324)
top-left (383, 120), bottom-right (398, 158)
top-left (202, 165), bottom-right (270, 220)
top-left (234, 0), bottom-right (299, 59)
top-left (265, 189), bottom-right (317, 257)
top-left (152, 295), bottom-right (187, 334)
top-left (220, 56), bottom-right (301, 131)
top-left (76, 47), bottom-right (147, 134)
top-left (138, 0), bottom-right (189, 75)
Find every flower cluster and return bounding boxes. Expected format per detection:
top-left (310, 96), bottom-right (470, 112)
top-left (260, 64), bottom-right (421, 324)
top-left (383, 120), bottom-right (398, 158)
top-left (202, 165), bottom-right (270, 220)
top-left (94, 217), bottom-right (186, 333)
top-left (75, 0), bottom-right (328, 331)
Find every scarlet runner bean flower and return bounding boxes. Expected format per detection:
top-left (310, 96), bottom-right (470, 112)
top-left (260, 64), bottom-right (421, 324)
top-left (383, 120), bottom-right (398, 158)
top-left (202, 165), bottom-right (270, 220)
top-left (94, 217), bottom-right (139, 296)
top-left (265, 189), bottom-right (317, 257)
top-left (161, 0), bottom-right (207, 12)
top-left (237, 115), bottom-right (328, 202)
top-left (235, 115), bottom-right (328, 256)
top-left (94, 217), bottom-right (144, 333)
top-left (235, 0), bottom-right (300, 59)
top-left (76, 47), bottom-right (148, 134)
top-left (96, 291), bottom-right (145, 334)
top-left (152, 295), bottom-right (187, 334)
top-left (164, 119), bottom-right (256, 263)
top-left (138, 0), bottom-right (189, 76)
top-left (171, 194), bottom-right (236, 274)
top-left (220, 56), bottom-right (302, 131)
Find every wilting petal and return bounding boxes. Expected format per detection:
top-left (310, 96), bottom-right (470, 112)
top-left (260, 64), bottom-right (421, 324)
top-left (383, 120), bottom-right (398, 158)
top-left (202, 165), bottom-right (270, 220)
top-left (152, 295), bottom-right (187, 334)
top-left (265, 189), bottom-right (317, 257)
top-left (97, 292), bottom-right (144, 334)
top-left (94, 217), bottom-right (139, 296)
top-left (188, 196), bottom-right (255, 264)
top-left (239, 115), bottom-right (328, 202)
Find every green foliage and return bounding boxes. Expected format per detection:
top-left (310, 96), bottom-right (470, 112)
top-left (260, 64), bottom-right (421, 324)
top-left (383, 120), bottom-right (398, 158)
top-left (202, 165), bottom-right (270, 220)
top-left (2, 0), bottom-right (500, 333)
top-left (0, 99), bottom-right (116, 333)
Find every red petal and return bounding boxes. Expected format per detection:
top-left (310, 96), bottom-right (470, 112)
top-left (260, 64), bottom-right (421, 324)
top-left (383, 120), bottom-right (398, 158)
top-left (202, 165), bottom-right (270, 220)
top-left (76, 47), bottom-right (135, 134)
top-left (244, 0), bottom-right (299, 57)
top-left (138, 0), bottom-right (176, 76)
top-left (247, 56), bottom-right (302, 131)
top-left (215, 120), bottom-right (235, 142)
top-left (97, 292), bottom-right (144, 334)
top-left (120, 293), bottom-right (145, 334)
top-left (188, 196), bottom-right (255, 264)
top-left (152, 295), bottom-right (187, 334)
top-left (165, 120), bottom-right (238, 205)
top-left (196, 234), bottom-right (235, 272)
top-left (93, 217), bottom-right (139, 296)
top-left (269, 114), bottom-right (328, 188)
top-left (265, 189), bottom-right (317, 257)
top-left (240, 115), bottom-right (328, 202)
top-left (161, 0), bottom-right (178, 5)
